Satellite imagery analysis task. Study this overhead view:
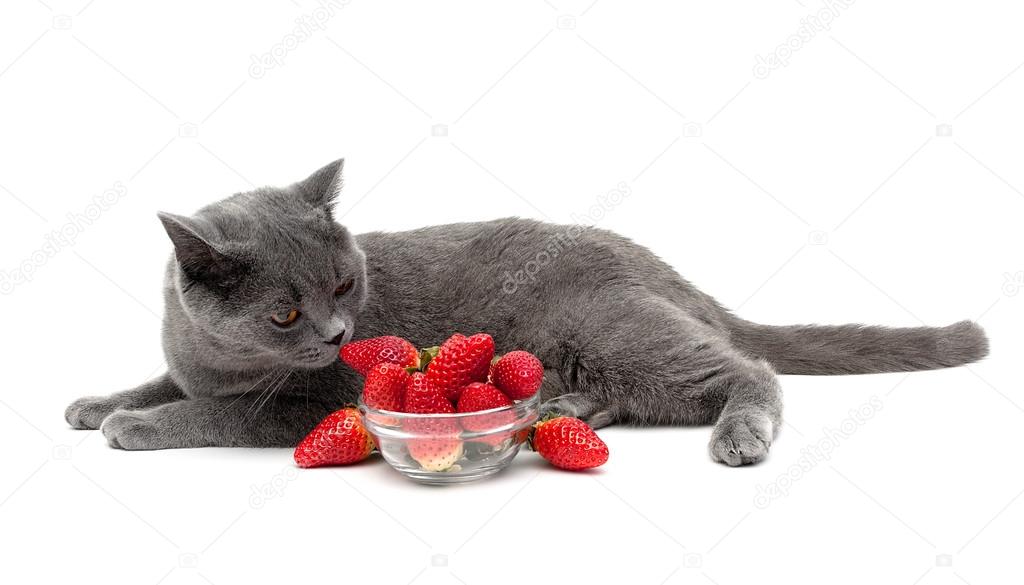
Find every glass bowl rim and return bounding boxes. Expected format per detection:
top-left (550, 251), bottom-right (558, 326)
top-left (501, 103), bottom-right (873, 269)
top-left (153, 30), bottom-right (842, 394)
top-left (358, 391), bottom-right (540, 420)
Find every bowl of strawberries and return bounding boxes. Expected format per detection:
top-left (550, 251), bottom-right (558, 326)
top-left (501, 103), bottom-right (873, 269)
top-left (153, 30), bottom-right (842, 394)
top-left (293, 332), bottom-right (610, 484)
top-left (348, 333), bottom-right (544, 484)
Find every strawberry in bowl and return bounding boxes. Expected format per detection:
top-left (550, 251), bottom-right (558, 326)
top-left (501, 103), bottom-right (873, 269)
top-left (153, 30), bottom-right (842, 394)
top-left (357, 333), bottom-right (539, 484)
top-left (298, 332), bottom-right (606, 484)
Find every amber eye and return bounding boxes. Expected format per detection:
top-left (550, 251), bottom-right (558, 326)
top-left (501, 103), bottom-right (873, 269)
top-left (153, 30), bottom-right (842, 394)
top-left (335, 279), bottom-right (355, 297)
top-left (271, 309), bottom-right (300, 327)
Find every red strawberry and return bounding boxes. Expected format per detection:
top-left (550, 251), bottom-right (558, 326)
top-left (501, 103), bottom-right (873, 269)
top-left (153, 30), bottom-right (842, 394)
top-left (408, 438), bottom-right (464, 472)
top-left (294, 407), bottom-right (375, 468)
top-left (404, 372), bottom-right (454, 415)
top-left (532, 417), bottom-right (609, 471)
top-left (490, 351), bottom-right (544, 400)
top-left (457, 382), bottom-right (515, 447)
top-left (403, 372), bottom-right (463, 471)
top-left (362, 362), bottom-right (409, 412)
top-left (403, 373), bottom-right (457, 434)
top-left (425, 333), bottom-right (495, 401)
top-left (340, 336), bottom-right (419, 376)
top-left (457, 382), bottom-right (513, 413)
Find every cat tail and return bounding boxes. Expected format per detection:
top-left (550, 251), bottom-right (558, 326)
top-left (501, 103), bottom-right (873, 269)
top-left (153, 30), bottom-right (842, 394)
top-left (724, 318), bottom-right (989, 375)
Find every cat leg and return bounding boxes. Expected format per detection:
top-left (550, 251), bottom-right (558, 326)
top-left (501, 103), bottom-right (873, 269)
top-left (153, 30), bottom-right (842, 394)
top-left (65, 373), bottom-right (185, 430)
top-left (703, 357), bottom-right (782, 466)
top-left (537, 365), bottom-right (618, 429)
top-left (544, 297), bottom-right (782, 464)
top-left (540, 393), bottom-right (617, 429)
top-left (100, 385), bottom-right (338, 450)
top-left (607, 327), bottom-right (782, 465)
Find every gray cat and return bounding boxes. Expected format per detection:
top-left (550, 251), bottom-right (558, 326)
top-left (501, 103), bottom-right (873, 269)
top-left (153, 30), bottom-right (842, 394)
top-left (64, 159), bottom-right (989, 465)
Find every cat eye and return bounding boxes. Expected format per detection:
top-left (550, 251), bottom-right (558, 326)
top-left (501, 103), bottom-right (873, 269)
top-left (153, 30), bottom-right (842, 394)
top-left (271, 309), bottom-right (301, 327)
top-left (335, 279), bottom-right (355, 297)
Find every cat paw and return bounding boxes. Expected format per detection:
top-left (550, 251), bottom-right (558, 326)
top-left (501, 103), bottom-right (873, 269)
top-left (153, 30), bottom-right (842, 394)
top-left (540, 393), bottom-right (616, 429)
top-left (709, 412), bottom-right (774, 467)
top-left (539, 394), bottom-right (582, 418)
top-left (65, 396), bottom-right (120, 430)
top-left (101, 410), bottom-right (161, 450)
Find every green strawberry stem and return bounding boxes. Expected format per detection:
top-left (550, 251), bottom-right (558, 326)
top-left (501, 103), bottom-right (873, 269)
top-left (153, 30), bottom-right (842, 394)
top-left (417, 346), bottom-right (440, 372)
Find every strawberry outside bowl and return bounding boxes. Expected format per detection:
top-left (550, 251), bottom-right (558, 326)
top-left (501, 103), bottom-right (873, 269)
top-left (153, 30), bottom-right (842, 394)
top-left (359, 393), bottom-right (540, 485)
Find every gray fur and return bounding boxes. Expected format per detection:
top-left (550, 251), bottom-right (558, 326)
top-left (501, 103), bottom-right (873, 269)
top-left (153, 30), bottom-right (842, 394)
top-left (64, 159), bottom-right (990, 465)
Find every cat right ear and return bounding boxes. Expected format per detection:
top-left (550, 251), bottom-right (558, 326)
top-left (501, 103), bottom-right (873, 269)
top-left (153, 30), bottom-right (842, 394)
top-left (157, 212), bottom-right (242, 286)
top-left (295, 158), bottom-right (344, 210)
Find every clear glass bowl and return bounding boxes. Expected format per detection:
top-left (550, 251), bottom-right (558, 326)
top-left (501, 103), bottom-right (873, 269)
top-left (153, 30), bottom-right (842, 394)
top-left (359, 394), bottom-right (540, 485)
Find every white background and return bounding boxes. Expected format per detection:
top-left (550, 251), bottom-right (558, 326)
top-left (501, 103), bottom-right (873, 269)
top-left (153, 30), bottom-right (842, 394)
top-left (1, 0), bottom-right (1022, 583)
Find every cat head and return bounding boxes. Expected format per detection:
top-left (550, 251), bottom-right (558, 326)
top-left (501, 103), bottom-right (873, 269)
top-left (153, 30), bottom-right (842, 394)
top-left (158, 159), bottom-right (366, 369)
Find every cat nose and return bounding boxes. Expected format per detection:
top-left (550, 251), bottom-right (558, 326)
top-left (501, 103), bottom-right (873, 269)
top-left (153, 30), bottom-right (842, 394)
top-left (326, 330), bottom-right (347, 346)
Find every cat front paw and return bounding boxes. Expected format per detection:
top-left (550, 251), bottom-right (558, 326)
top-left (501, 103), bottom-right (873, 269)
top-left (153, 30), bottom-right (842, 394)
top-left (709, 412), bottom-right (774, 467)
top-left (65, 396), bottom-right (120, 430)
top-left (540, 393), bottom-right (616, 429)
top-left (101, 410), bottom-right (162, 450)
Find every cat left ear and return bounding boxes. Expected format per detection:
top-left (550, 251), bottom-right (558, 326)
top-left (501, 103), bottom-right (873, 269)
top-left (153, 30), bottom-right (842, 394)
top-left (157, 212), bottom-right (244, 287)
top-left (296, 158), bottom-right (344, 210)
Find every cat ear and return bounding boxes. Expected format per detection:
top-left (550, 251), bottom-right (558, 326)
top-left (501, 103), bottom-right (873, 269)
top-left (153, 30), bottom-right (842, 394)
top-left (296, 158), bottom-right (344, 210)
top-left (157, 212), bottom-right (243, 286)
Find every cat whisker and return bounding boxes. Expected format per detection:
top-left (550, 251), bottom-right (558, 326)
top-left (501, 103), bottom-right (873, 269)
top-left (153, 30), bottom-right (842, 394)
top-left (245, 369), bottom-right (288, 419)
top-left (259, 369), bottom-right (293, 418)
top-left (217, 369), bottom-right (276, 417)
top-left (248, 369), bottom-right (293, 421)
